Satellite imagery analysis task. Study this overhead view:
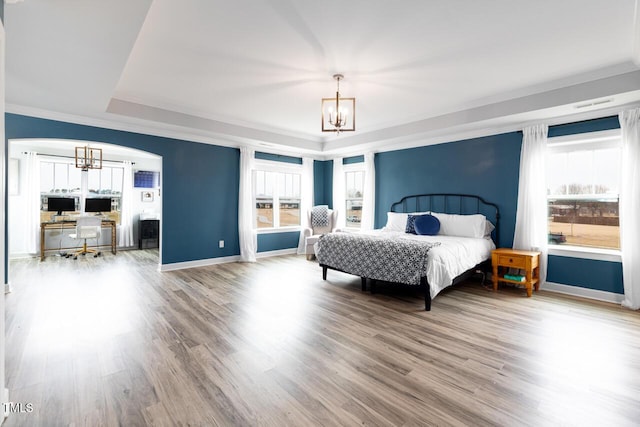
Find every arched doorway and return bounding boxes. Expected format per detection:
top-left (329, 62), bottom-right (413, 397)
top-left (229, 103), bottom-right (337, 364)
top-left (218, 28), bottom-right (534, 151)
top-left (7, 139), bottom-right (162, 276)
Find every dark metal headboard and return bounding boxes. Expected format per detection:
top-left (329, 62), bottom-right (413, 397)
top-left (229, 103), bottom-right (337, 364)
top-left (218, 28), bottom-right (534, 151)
top-left (389, 193), bottom-right (500, 244)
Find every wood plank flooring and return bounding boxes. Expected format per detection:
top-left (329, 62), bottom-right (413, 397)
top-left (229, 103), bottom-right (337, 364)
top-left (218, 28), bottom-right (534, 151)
top-left (5, 251), bottom-right (640, 426)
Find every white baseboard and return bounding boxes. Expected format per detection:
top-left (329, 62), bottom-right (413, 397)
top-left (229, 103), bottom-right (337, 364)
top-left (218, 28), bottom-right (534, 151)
top-left (256, 248), bottom-right (298, 259)
top-left (159, 255), bottom-right (241, 272)
top-left (542, 281), bottom-right (624, 304)
top-left (8, 253), bottom-right (35, 260)
top-left (159, 249), bottom-right (298, 272)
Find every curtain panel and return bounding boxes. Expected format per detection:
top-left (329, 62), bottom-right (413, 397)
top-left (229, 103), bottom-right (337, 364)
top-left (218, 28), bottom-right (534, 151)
top-left (360, 152), bottom-right (376, 231)
top-left (25, 152), bottom-right (41, 254)
top-left (619, 108), bottom-right (640, 310)
top-left (332, 158), bottom-right (345, 230)
top-left (239, 147), bottom-right (257, 262)
top-left (296, 157), bottom-right (314, 254)
top-left (513, 124), bottom-right (549, 286)
top-left (118, 161), bottom-right (134, 247)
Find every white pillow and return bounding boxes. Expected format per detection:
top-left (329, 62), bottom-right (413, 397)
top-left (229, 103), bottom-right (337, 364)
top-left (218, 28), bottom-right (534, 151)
top-left (383, 212), bottom-right (409, 232)
top-left (484, 220), bottom-right (496, 237)
top-left (430, 212), bottom-right (487, 238)
top-left (382, 211), bottom-right (429, 232)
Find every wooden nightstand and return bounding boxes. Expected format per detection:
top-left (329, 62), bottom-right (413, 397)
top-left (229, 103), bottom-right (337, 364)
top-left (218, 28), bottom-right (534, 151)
top-left (491, 248), bottom-right (541, 297)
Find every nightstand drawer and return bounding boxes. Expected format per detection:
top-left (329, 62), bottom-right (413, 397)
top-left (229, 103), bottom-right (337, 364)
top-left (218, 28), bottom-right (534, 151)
top-left (497, 255), bottom-right (525, 269)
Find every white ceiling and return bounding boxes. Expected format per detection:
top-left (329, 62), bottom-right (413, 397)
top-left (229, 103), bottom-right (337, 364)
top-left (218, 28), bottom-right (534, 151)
top-left (5, 0), bottom-right (640, 157)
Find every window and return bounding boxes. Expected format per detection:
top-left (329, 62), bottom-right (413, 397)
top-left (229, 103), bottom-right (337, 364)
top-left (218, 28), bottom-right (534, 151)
top-left (40, 160), bottom-right (124, 218)
top-left (254, 168), bottom-right (301, 229)
top-left (546, 132), bottom-right (621, 250)
top-left (345, 169), bottom-right (364, 228)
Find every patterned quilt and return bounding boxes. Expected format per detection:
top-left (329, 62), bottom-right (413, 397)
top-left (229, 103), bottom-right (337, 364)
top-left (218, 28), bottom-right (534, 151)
top-left (316, 232), bottom-right (440, 285)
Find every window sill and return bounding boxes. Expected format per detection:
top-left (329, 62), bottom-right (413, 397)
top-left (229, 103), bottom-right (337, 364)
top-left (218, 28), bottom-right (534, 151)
top-left (256, 227), bottom-right (301, 235)
top-left (548, 245), bottom-right (621, 262)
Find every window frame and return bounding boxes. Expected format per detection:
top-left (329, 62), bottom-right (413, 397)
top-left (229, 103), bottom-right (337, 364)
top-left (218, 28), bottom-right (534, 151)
top-left (342, 162), bottom-right (366, 230)
top-left (546, 129), bottom-right (622, 262)
top-left (39, 158), bottom-right (125, 222)
top-left (253, 159), bottom-right (303, 233)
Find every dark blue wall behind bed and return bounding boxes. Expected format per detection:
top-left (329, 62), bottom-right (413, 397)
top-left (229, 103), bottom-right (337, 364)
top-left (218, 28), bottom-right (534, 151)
top-left (375, 132), bottom-right (523, 248)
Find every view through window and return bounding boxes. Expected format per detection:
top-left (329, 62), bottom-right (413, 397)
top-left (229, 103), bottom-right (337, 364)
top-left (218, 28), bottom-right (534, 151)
top-left (345, 170), bottom-right (364, 228)
top-left (40, 161), bottom-right (123, 218)
top-left (254, 170), bottom-right (301, 229)
top-left (546, 135), bottom-right (620, 249)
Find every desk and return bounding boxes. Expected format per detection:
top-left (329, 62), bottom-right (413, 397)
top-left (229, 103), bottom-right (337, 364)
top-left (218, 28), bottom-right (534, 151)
top-left (40, 220), bottom-right (117, 261)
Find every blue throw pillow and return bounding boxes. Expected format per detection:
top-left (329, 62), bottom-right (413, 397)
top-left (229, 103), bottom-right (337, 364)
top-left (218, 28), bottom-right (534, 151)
top-left (405, 214), bottom-right (419, 234)
top-left (414, 214), bottom-right (440, 235)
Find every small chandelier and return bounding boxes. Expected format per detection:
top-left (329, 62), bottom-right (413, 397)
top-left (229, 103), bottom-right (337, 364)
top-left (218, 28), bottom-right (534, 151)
top-left (75, 145), bottom-right (102, 171)
top-left (321, 74), bottom-right (355, 133)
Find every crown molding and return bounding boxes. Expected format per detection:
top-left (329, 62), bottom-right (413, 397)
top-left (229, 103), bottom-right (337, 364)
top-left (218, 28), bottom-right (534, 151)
top-left (8, 68), bottom-right (640, 163)
top-left (5, 103), bottom-right (328, 160)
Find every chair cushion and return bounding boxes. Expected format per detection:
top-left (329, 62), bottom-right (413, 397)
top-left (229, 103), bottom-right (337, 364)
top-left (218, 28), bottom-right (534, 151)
top-left (305, 235), bottom-right (321, 245)
top-left (311, 209), bottom-right (334, 235)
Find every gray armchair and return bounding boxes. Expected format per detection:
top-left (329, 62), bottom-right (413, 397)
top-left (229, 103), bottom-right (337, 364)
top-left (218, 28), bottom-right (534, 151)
top-left (302, 209), bottom-right (338, 260)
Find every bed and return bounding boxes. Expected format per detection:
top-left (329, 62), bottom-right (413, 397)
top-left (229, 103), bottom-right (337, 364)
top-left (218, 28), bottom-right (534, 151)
top-left (316, 193), bottom-right (500, 311)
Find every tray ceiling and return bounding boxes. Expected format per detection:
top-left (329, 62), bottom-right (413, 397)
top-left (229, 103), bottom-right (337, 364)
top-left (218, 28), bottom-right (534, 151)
top-left (5, 0), bottom-right (640, 155)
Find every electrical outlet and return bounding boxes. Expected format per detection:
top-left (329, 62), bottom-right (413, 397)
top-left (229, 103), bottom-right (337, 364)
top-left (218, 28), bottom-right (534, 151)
top-left (219, 240), bottom-right (224, 248)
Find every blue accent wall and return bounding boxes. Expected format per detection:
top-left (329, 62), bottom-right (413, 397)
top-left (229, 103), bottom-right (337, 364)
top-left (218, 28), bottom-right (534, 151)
top-left (313, 160), bottom-right (333, 207)
top-left (343, 155), bottom-right (364, 165)
top-left (547, 255), bottom-right (623, 294)
top-left (257, 232), bottom-right (300, 253)
top-left (5, 113), bottom-right (240, 266)
top-left (255, 151), bottom-right (302, 164)
top-left (548, 115), bottom-right (619, 137)
top-left (375, 132), bottom-right (522, 248)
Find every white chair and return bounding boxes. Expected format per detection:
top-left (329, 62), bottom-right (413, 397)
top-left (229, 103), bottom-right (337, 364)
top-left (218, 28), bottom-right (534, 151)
top-left (68, 216), bottom-right (102, 259)
top-left (302, 208), bottom-right (338, 260)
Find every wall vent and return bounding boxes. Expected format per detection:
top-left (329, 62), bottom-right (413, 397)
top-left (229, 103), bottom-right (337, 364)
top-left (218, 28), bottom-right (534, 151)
top-left (575, 98), bottom-right (613, 109)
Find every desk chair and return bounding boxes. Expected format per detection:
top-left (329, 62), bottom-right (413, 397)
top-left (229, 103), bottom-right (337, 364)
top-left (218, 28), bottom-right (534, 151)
top-left (68, 216), bottom-right (102, 259)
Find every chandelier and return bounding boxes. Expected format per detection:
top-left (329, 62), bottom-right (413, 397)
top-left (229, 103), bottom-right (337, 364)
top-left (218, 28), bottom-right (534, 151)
top-left (75, 145), bottom-right (102, 171)
top-left (321, 74), bottom-right (355, 133)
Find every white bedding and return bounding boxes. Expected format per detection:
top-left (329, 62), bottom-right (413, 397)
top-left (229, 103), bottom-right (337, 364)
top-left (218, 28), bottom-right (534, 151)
top-left (364, 230), bottom-right (496, 298)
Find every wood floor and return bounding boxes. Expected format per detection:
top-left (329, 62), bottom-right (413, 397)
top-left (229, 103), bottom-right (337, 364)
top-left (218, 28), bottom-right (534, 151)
top-left (5, 251), bottom-right (640, 426)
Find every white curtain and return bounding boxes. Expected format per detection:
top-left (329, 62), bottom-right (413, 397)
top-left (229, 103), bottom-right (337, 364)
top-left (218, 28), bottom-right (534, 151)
top-left (118, 161), bottom-right (134, 247)
top-left (513, 124), bottom-right (549, 286)
top-left (296, 157), bottom-right (314, 254)
top-left (239, 147), bottom-right (257, 262)
top-left (619, 108), bottom-right (640, 310)
top-left (24, 152), bottom-right (41, 254)
top-left (360, 152), bottom-right (376, 231)
top-left (332, 158), bottom-right (345, 230)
